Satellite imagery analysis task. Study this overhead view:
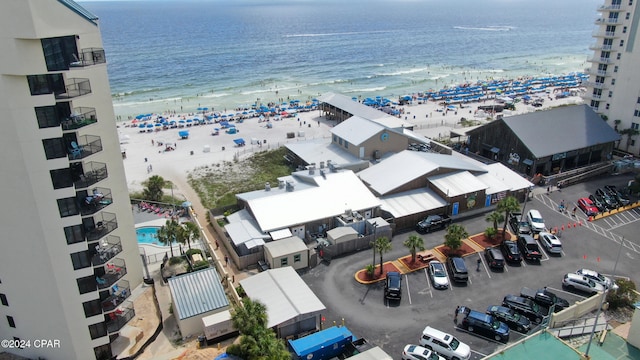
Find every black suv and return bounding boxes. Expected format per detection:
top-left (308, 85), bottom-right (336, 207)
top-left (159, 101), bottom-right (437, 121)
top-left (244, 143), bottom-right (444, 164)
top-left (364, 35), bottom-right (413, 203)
top-left (457, 306), bottom-right (510, 342)
top-left (416, 214), bottom-right (452, 233)
top-left (596, 188), bottom-right (619, 209)
top-left (588, 194), bottom-right (607, 212)
top-left (500, 240), bottom-right (522, 263)
top-left (502, 294), bottom-right (548, 324)
top-left (384, 271), bottom-right (402, 300)
top-left (517, 235), bottom-right (542, 262)
top-left (446, 257), bottom-right (468, 284)
top-left (484, 247), bottom-right (505, 270)
top-left (604, 185), bottom-right (630, 206)
top-left (486, 305), bottom-right (531, 333)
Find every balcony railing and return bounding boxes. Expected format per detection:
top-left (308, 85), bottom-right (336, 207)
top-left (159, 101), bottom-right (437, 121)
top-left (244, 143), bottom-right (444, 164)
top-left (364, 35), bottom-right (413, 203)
top-left (587, 68), bottom-right (611, 77)
top-left (598, 4), bottom-right (623, 12)
top-left (61, 107), bottom-right (97, 131)
top-left (592, 30), bottom-right (618, 38)
top-left (590, 93), bottom-right (603, 100)
top-left (54, 78), bottom-right (91, 99)
top-left (74, 161), bottom-right (107, 189)
top-left (79, 187), bottom-right (113, 216)
top-left (101, 279), bottom-right (130, 312)
top-left (86, 211), bottom-right (118, 242)
top-left (587, 57), bottom-right (613, 64)
top-left (91, 235), bottom-right (122, 266)
top-left (584, 81), bottom-right (608, 89)
top-left (589, 43), bottom-right (613, 51)
top-left (595, 17), bottom-right (622, 25)
top-left (68, 134), bottom-right (103, 161)
top-left (96, 258), bottom-right (127, 289)
top-left (70, 48), bottom-right (106, 68)
top-left (106, 301), bottom-right (135, 333)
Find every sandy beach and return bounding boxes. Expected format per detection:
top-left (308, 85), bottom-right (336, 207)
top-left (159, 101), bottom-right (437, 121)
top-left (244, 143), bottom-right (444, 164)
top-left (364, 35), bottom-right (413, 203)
top-left (119, 90), bottom-right (585, 197)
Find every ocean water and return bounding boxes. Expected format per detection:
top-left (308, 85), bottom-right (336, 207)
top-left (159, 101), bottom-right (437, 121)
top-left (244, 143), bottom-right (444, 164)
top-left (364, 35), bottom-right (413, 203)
top-left (81, 0), bottom-right (602, 119)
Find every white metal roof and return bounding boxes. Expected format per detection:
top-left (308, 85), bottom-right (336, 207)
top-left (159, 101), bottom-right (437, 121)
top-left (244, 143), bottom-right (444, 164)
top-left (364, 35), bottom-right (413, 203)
top-left (318, 92), bottom-right (413, 129)
top-left (246, 170), bottom-right (380, 232)
top-left (428, 171), bottom-right (488, 197)
top-left (240, 267), bottom-right (326, 328)
top-left (168, 268), bottom-right (229, 320)
top-left (358, 151), bottom-right (486, 196)
top-left (264, 236), bottom-right (308, 258)
top-left (270, 228), bottom-right (293, 240)
top-left (483, 162), bottom-right (534, 191)
top-left (475, 172), bottom-right (511, 195)
top-left (225, 220), bottom-right (270, 247)
top-left (331, 116), bottom-right (384, 146)
top-left (378, 188), bottom-right (448, 218)
top-left (326, 226), bottom-right (359, 239)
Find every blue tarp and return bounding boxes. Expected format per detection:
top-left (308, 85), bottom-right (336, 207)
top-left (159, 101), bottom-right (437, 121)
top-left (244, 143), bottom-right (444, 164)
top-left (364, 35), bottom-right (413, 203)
top-left (233, 138), bottom-right (245, 145)
top-left (179, 130), bottom-right (189, 138)
top-left (288, 326), bottom-right (353, 360)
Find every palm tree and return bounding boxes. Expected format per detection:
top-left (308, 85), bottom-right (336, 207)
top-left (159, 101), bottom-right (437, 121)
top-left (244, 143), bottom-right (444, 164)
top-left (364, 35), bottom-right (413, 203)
top-left (403, 234), bottom-right (425, 263)
top-left (485, 211), bottom-right (504, 233)
top-left (143, 175), bottom-right (165, 202)
top-left (444, 224), bottom-right (469, 255)
top-left (374, 236), bottom-right (392, 276)
top-left (620, 128), bottom-right (640, 152)
top-left (162, 219), bottom-right (180, 258)
top-left (497, 196), bottom-right (520, 240)
top-left (231, 297), bottom-right (268, 334)
top-left (156, 226), bottom-right (173, 256)
top-left (181, 221), bottom-right (201, 250)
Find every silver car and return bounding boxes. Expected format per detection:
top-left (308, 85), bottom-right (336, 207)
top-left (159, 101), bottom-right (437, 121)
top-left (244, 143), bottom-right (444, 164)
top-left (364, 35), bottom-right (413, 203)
top-left (428, 260), bottom-right (449, 290)
top-left (576, 268), bottom-right (619, 290)
top-left (402, 344), bottom-right (445, 360)
top-left (538, 232), bottom-right (562, 255)
top-left (562, 273), bottom-right (605, 295)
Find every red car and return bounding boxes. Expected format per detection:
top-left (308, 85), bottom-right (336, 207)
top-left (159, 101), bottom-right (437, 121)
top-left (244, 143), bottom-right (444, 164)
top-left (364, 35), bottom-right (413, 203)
top-left (577, 197), bottom-right (599, 216)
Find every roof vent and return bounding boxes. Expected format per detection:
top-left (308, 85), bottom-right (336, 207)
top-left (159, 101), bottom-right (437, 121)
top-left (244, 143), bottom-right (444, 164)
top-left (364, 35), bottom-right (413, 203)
top-left (265, 182), bottom-right (270, 191)
top-left (319, 161), bottom-right (325, 169)
top-left (278, 180), bottom-right (285, 189)
top-left (286, 180), bottom-right (295, 192)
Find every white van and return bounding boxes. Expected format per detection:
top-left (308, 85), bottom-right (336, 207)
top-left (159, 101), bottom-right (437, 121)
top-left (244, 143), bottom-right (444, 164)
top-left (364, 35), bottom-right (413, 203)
top-left (527, 209), bottom-right (546, 232)
top-left (420, 326), bottom-right (471, 360)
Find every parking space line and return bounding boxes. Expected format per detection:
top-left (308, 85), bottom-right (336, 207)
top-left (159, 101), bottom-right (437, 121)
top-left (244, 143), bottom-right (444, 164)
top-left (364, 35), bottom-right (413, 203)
top-left (480, 256), bottom-right (491, 279)
top-left (421, 268), bottom-right (433, 298)
top-left (404, 274), bottom-right (412, 305)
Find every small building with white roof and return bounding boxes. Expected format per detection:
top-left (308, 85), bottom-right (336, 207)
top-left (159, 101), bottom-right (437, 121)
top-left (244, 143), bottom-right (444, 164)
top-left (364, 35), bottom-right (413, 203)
top-left (263, 236), bottom-right (309, 270)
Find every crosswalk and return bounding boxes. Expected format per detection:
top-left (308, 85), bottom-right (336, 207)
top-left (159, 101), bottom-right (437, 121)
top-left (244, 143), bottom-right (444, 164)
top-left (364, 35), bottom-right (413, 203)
top-left (534, 193), bottom-right (640, 254)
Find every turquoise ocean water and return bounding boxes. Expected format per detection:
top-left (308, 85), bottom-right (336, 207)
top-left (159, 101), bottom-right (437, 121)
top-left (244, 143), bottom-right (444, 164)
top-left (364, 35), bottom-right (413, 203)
top-left (81, 0), bottom-right (602, 119)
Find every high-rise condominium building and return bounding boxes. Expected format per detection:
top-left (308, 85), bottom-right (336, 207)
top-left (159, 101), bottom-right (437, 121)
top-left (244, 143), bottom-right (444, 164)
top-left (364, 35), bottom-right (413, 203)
top-left (0, 1), bottom-right (143, 359)
top-left (585, 0), bottom-right (640, 155)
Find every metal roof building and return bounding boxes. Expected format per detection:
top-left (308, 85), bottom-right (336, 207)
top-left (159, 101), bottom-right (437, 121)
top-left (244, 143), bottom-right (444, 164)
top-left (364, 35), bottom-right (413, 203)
top-left (240, 267), bottom-right (326, 338)
top-left (168, 268), bottom-right (230, 338)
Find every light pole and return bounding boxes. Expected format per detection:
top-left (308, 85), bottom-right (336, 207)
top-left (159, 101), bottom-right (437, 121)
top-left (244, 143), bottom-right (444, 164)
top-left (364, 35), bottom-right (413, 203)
top-left (371, 222), bottom-right (378, 267)
top-left (521, 186), bottom-right (532, 215)
top-left (584, 237), bottom-right (624, 358)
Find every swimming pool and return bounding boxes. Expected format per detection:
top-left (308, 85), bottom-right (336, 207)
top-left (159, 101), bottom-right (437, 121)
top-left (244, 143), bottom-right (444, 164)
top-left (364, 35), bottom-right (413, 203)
top-left (136, 226), bottom-right (169, 245)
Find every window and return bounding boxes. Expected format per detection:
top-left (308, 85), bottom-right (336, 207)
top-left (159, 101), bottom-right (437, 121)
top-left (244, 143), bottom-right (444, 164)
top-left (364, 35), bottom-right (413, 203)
top-left (71, 251), bottom-right (91, 270)
top-left (41, 36), bottom-right (78, 72)
top-left (611, 79), bottom-right (616, 85)
top-left (333, 135), bottom-right (337, 142)
top-left (632, 123), bottom-right (639, 130)
top-left (338, 138), bottom-right (343, 145)
top-left (344, 141), bottom-right (349, 149)
top-left (42, 138), bottom-right (68, 159)
top-left (27, 75), bottom-right (53, 95)
top-left (88, 322), bottom-right (107, 340)
top-left (590, 100), bottom-right (600, 109)
top-left (0, 294), bottom-right (7, 306)
top-left (83, 299), bottom-right (102, 318)
top-left (627, 12), bottom-right (631, 20)
top-left (623, 26), bottom-right (628, 34)
top-left (94, 344), bottom-right (112, 360)
top-left (608, 91), bottom-right (613, 98)
top-left (620, 40), bottom-right (625, 47)
top-left (617, 53), bottom-right (621, 60)
top-left (632, 140), bottom-right (636, 146)
top-left (50, 168), bottom-right (74, 189)
top-left (606, 103), bottom-right (610, 110)
top-left (64, 224), bottom-right (85, 244)
top-left (614, 65), bottom-right (619, 73)
top-left (7, 316), bottom-right (15, 328)
top-left (35, 106), bottom-right (58, 128)
top-left (294, 254), bottom-right (301, 263)
top-left (280, 258), bottom-right (288, 267)
top-left (57, 197), bottom-right (80, 217)
top-left (637, 97), bottom-right (640, 104)
top-left (634, 110), bottom-right (640, 117)
top-left (77, 275), bottom-right (97, 294)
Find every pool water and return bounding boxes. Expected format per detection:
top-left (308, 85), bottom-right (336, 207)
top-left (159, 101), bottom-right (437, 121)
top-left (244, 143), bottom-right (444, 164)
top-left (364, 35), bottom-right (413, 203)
top-left (136, 226), bottom-right (165, 245)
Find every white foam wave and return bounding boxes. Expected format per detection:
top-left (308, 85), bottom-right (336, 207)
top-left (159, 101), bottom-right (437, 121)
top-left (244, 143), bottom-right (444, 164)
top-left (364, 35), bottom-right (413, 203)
top-left (454, 25), bottom-right (514, 31)
top-left (344, 86), bottom-right (386, 93)
top-left (376, 67), bottom-right (430, 77)
top-left (201, 92), bottom-right (230, 98)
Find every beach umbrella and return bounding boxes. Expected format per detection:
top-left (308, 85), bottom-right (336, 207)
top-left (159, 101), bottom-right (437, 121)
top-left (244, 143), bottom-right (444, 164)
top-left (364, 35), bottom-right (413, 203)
top-left (178, 120), bottom-right (185, 124)
top-left (181, 201), bottom-right (192, 208)
top-left (138, 123), bottom-right (145, 128)
top-left (154, 123), bottom-right (162, 127)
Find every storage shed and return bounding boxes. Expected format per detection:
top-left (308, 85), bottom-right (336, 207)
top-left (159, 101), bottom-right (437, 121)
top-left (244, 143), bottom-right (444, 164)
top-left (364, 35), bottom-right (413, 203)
top-left (263, 236), bottom-right (309, 270)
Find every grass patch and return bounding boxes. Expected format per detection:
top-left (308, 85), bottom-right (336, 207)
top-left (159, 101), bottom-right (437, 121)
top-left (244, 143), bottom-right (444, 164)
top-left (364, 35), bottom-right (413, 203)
top-left (188, 147), bottom-right (295, 209)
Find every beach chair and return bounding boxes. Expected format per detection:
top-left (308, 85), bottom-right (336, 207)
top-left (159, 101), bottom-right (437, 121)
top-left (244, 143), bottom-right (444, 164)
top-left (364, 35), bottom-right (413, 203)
top-left (68, 141), bottom-right (83, 159)
top-left (96, 277), bottom-right (107, 286)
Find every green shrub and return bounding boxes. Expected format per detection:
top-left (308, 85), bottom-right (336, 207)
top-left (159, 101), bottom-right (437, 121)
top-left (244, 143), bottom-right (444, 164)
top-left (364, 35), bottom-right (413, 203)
top-left (169, 256), bottom-right (185, 265)
top-left (607, 278), bottom-right (638, 310)
top-left (185, 248), bottom-right (202, 257)
top-left (191, 260), bottom-right (209, 271)
top-left (236, 285), bottom-right (246, 297)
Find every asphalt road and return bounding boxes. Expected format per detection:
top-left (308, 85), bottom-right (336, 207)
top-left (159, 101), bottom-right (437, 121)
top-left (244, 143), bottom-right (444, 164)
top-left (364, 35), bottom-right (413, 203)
top-left (301, 173), bottom-right (639, 360)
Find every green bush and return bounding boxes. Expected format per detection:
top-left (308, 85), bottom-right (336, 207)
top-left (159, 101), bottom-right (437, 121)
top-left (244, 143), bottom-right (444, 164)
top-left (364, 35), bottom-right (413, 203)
top-left (185, 248), bottom-right (202, 257)
top-left (236, 285), bottom-right (246, 297)
top-left (607, 278), bottom-right (638, 310)
top-left (168, 256), bottom-right (185, 265)
top-left (191, 260), bottom-right (209, 271)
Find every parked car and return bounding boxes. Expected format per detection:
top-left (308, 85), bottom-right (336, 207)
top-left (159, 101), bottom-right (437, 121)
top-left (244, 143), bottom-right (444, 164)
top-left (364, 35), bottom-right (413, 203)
top-left (416, 214), bottom-right (452, 233)
top-left (538, 232), bottom-right (562, 255)
top-left (526, 209), bottom-right (546, 232)
top-left (520, 287), bottom-right (570, 312)
top-left (502, 294), bottom-right (548, 324)
top-left (420, 326), bottom-right (471, 360)
top-left (402, 344), bottom-right (445, 360)
top-left (486, 305), bottom-right (532, 333)
top-left (588, 194), bottom-right (607, 212)
top-left (509, 212), bottom-right (532, 235)
top-left (576, 268), bottom-right (619, 290)
top-left (457, 306), bottom-right (509, 343)
top-left (446, 257), bottom-right (468, 284)
top-left (577, 197), bottom-right (599, 217)
top-left (517, 234), bottom-right (543, 262)
top-left (562, 273), bottom-right (605, 295)
top-left (384, 271), bottom-right (402, 300)
top-left (500, 240), bottom-right (522, 263)
top-left (604, 185), bottom-right (631, 206)
top-left (428, 260), bottom-right (449, 290)
top-left (484, 247), bottom-right (505, 270)
top-left (596, 188), bottom-right (619, 209)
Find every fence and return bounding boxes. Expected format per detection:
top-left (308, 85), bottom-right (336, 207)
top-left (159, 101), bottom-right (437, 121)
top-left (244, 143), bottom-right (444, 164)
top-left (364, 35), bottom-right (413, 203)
top-left (549, 291), bottom-right (605, 328)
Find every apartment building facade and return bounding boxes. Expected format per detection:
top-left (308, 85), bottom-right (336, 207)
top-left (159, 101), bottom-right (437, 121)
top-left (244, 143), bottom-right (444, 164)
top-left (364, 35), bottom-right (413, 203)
top-left (0, 1), bottom-right (143, 359)
top-left (585, 0), bottom-right (640, 155)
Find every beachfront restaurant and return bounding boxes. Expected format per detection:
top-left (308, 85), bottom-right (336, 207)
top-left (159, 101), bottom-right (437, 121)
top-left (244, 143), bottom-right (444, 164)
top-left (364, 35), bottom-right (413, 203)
top-left (466, 105), bottom-right (620, 177)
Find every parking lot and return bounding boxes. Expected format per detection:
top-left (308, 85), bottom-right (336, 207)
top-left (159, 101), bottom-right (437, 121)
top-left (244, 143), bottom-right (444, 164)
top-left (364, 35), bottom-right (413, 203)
top-left (301, 174), bottom-right (639, 359)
